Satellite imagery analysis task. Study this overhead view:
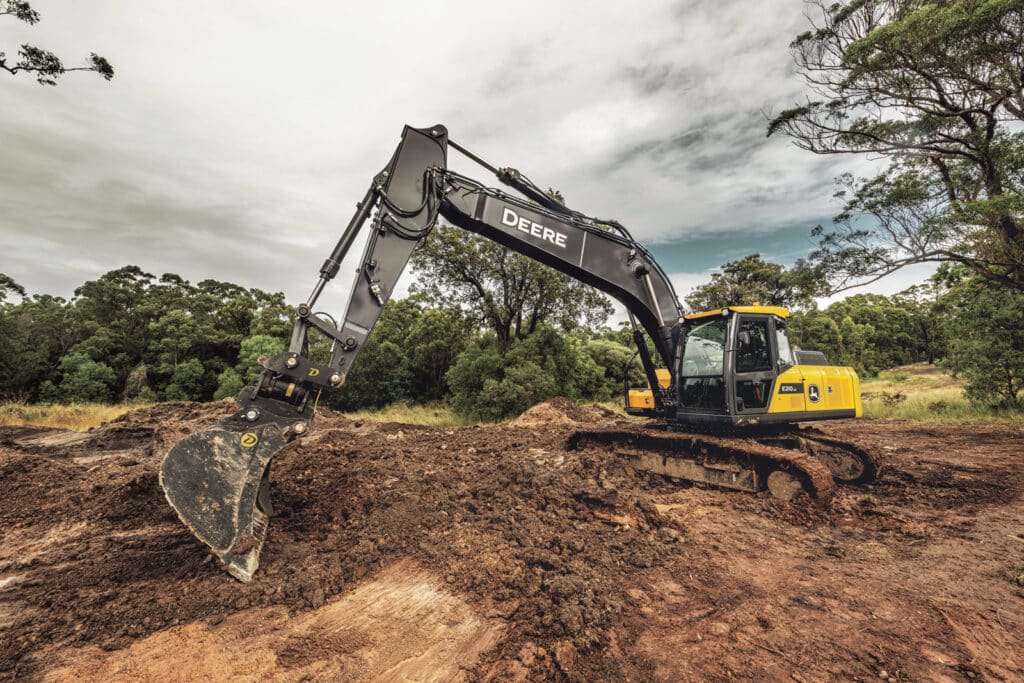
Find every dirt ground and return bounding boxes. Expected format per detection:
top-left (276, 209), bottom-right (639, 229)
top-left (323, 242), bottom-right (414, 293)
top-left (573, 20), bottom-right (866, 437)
top-left (1, 400), bottom-right (1022, 682)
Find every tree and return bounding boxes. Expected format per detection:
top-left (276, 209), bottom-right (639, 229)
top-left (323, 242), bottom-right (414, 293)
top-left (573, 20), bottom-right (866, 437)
top-left (827, 293), bottom-right (925, 370)
top-left (685, 254), bottom-right (824, 311)
top-left (0, 293), bottom-right (85, 400)
top-left (405, 307), bottom-right (472, 401)
top-left (939, 267), bottom-right (1024, 407)
top-left (412, 224), bottom-right (614, 353)
top-left (581, 337), bottom-right (646, 401)
top-left (327, 296), bottom-right (465, 410)
top-left (769, 1), bottom-right (1024, 293)
top-left (163, 358), bottom-right (205, 402)
top-left (1, 1), bottom-right (113, 84)
top-left (0, 273), bottom-right (25, 304)
top-left (892, 282), bottom-right (948, 364)
top-left (446, 326), bottom-right (605, 421)
top-left (43, 352), bottom-right (117, 403)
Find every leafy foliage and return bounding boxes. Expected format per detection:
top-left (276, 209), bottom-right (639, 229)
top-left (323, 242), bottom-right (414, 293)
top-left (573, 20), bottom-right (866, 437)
top-left (446, 326), bottom-right (606, 421)
top-left (685, 254), bottom-right (825, 311)
top-left (937, 266), bottom-right (1024, 407)
top-left (0, 266), bottom-right (291, 402)
top-left (40, 353), bottom-right (117, 403)
top-left (770, 0), bottom-right (1024, 292)
top-left (0, 1), bottom-right (113, 84)
top-left (411, 224), bottom-right (613, 352)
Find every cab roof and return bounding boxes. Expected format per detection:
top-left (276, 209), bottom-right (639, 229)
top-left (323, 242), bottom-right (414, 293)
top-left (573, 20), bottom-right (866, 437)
top-left (682, 305), bottom-right (790, 321)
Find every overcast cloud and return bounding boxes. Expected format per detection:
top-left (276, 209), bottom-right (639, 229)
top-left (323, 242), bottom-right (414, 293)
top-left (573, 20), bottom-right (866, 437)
top-left (1, 0), bottom-right (900, 314)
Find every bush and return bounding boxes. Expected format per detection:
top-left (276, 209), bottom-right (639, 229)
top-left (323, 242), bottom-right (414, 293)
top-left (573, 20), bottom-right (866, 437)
top-left (447, 326), bottom-right (611, 421)
top-left (47, 353), bottom-right (118, 403)
top-left (941, 277), bottom-right (1024, 408)
top-left (446, 334), bottom-right (505, 419)
top-left (163, 358), bottom-right (205, 401)
top-left (213, 367), bottom-right (244, 400)
top-left (581, 338), bottom-right (646, 401)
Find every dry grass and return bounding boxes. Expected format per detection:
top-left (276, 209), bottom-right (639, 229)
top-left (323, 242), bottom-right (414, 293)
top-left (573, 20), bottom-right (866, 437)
top-left (342, 399), bottom-right (629, 427)
top-left (4, 369), bottom-right (1017, 433)
top-left (0, 402), bottom-right (143, 431)
top-left (860, 363), bottom-right (1023, 424)
top-left (340, 402), bottom-right (474, 427)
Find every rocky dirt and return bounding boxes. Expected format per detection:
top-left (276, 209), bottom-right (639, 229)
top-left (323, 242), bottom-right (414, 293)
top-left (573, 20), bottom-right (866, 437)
top-left (0, 400), bottom-right (1022, 681)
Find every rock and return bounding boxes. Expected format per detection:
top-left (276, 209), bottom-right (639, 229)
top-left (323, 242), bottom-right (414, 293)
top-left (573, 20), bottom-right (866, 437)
top-left (518, 642), bottom-right (539, 666)
top-left (553, 640), bottom-right (578, 673)
top-left (709, 621), bottom-right (731, 636)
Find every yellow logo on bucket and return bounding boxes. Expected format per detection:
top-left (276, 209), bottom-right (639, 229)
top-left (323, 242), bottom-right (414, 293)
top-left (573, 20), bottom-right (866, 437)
top-left (307, 368), bottom-right (320, 377)
top-left (240, 432), bottom-right (259, 448)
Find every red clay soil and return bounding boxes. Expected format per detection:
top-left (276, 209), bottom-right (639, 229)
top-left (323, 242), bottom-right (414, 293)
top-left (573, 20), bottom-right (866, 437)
top-left (0, 400), bottom-right (1022, 681)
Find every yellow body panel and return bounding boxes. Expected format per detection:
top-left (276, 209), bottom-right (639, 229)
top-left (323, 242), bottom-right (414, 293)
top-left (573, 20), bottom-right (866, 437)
top-left (628, 389), bottom-right (656, 410)
top-left (628, 365), bottom-right (862, 419)
top-left (767, 365), bottom-right (862, 417)
top-left (627, 368), bottom-right (671, 410)
top-left (683, 305), bottom-right (790, 321)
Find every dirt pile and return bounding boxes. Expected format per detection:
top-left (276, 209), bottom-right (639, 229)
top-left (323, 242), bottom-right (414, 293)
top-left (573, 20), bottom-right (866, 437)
top-left (510, 397), bottom-right (622, 427)
top-left (1, 400), bottom-right (1022, 681)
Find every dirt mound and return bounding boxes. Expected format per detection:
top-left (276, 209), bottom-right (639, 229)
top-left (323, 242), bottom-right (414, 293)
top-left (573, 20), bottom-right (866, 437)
top-left (511, 397), bottom-right (622, 427)
top-left (1, 405), bottom-right (1022, 681)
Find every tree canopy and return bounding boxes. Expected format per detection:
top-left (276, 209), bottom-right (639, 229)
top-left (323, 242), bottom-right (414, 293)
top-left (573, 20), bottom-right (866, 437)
top-left (769, 0), bottom-right (1023, 293)
top-left (411, 224), bottom-right (613, 353)
top-left (685, 254), bottom-right (825, 311)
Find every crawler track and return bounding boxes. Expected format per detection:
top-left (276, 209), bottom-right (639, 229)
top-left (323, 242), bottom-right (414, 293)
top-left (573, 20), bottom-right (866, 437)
top-left (568, 427), bottom-right (837, 503)
top-left (758, 428), bottom-right (881, 485)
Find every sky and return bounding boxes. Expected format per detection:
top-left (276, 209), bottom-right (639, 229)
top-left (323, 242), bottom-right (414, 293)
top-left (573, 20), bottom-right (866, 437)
top-left (0, 0), bottom-right (932, 316)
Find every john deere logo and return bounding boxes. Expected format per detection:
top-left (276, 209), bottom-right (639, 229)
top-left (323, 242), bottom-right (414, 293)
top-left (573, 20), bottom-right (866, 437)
top-left (807, 384), bottom-right (821, 404)
top-left (240, 432), bottom-right (259, 448)
top-left (307, 368), bottom-right (320, 377)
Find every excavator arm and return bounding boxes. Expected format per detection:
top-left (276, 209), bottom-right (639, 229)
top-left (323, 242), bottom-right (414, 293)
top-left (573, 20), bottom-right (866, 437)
top-left (160, 124), bottom-right (683, 581)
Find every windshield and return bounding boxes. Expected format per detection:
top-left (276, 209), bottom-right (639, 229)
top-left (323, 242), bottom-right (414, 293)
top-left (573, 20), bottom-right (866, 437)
top-left (681, 318), bottom-right (726, 377)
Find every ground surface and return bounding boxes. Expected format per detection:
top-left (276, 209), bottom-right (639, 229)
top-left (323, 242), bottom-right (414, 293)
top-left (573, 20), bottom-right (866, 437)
top-left (1, 400), bottom-right (1021, 682)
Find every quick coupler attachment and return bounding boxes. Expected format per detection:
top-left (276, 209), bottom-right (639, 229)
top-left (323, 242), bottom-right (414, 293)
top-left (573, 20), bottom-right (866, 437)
top-left (159, 387), bottom-right (313, 582)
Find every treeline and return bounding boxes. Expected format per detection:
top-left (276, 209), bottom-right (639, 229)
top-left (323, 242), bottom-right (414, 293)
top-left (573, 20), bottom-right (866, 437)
top-left (686, 256), bottom-right (1024, 409)
top-left (0, 266), bottom-right (641, 419)
top-left (2, 256), bottom-right (1022, 415)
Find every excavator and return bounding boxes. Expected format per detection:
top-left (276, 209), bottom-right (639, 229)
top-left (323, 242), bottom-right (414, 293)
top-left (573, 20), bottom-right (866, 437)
top-left (159, 124), bottom-right (876, 582)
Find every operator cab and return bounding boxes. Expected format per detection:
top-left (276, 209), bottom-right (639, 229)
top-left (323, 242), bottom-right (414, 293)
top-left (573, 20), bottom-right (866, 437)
top-left (626, 305), bottom-right (862, 426)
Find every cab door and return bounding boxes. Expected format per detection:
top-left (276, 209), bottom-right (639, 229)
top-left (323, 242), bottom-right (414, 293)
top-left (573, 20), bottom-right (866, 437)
top-left (767, 318), bottom-right (808, 415)
top-left (731, 315), bottom-right (776, 415)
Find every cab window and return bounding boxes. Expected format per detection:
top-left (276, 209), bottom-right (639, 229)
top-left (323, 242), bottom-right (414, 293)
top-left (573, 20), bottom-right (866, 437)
top-left (735, 318), bottom-right (771, 372)
top-left (775, 321), bottom-right (795, 367)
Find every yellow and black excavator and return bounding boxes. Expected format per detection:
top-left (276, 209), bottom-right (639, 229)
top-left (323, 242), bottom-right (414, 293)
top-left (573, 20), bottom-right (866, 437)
top-left (159, 125), bottom-right (875, 581)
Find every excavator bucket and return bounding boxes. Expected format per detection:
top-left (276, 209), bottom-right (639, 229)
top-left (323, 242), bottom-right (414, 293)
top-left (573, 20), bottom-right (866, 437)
top-left (159, 389), bottom-right (307, 582)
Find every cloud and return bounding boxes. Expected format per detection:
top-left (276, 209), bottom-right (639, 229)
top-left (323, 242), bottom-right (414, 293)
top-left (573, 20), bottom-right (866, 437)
top-left (0, 0), bottom-right (900, 313)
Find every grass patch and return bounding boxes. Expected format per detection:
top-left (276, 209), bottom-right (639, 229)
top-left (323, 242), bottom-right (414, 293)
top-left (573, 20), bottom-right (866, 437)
top-left (340, 402), bottom-right (476, 427)
top-left (860, 363), bottom-right (1023, 424)
top-left (0, 402), bottom-right (143, 431)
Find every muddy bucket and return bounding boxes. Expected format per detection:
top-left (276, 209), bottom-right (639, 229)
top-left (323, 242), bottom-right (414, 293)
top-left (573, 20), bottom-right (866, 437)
top-left (160, 417), bottom-right (288, 582)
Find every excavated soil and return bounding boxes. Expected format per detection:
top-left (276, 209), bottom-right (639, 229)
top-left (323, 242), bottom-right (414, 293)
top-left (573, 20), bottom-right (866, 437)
top-left (1, 401), bottom-right (1022, 681)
